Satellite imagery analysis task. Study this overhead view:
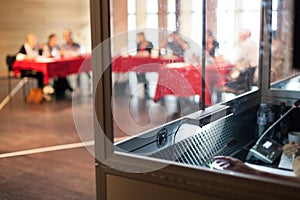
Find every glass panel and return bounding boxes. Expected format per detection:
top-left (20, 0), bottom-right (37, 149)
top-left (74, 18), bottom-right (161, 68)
top-left (110, 0), bottom-right (261, 143)
top-left (97, 0), bottom-right (300, 186)
top-left (212, 0), bottom-right (260, 103)
top-left (271, 74), bottom-right (300, 91)
top-left (270, 0), bottom-right (296, 84)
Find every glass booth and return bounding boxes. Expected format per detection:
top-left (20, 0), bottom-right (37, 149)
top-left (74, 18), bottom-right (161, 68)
top-left (91, 0), bottom-right (300, 199)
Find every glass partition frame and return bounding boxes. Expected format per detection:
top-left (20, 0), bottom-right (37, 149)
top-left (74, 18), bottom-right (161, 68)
top-left (91, 0), bottom-right (300, 199)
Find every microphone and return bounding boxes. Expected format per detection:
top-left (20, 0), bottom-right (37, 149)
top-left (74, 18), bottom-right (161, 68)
top-left (203, 138), bottom-right (238, 166)
top-left (247, 99), bottom-right (300, 163)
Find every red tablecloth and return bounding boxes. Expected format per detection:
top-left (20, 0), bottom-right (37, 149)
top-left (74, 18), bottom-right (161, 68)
top-left (206, 62), bottom-right (233, 87)
top-left (13, 56), bottom-right (91, 84)
top-left (153, 62), bottom-right (233, 106)
top-left (111, 56), bottom-right (232, 106)
top-left (152, 63), bottom-right (210, 106)
top-left (112, 55), bottom-right (184, 72)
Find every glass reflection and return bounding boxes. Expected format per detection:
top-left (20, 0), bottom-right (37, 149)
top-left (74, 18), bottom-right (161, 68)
top-left (110, 0), bottom-right (261, 141)
top-left (271, 74), bottom-right (300, 91)
top-left (271, 0), bottom-right (296, 84)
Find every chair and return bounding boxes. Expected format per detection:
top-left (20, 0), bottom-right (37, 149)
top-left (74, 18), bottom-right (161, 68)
top-left (6, 54), bottom-right (28, 101)
top-left (224, 67), bottom-right (257, 95)
top-left (6, 55), bottom-right (16, 94)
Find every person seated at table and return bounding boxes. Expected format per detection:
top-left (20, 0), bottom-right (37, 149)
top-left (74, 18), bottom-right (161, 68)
top-left (159, 31), bottom-right (189, 57)
top-left (41, 33), bottom-right (72, 98)
top-left (206, 30), bottom-right (219, 58)
top-left (42, 34), bottom-right (63, 58)
top-left (135, 32), bottom-right (154, 99)
top-left (44, 31), bottom-right (75, 98)
top-left (136, 32), bottom-right (154, 57)
top-left (213, 142), bottom-right (300, 180)
top-left (16, 34), bottom-right (44, 88)
top-left (61, 29), bottom-right (81, 58)
top-left (224, 29), bottom-right (258, 94)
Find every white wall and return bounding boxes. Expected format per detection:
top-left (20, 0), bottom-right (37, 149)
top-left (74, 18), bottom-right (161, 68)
top-left (0, 0), bottom-right (91, 76)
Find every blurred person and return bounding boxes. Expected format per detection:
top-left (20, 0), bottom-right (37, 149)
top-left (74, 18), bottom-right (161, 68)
top-left (136, 32), bottom-right (154, 98)
top-left (61, 30), bottom-right (90, 97)
top-left (42, 33), bottom-right (73, 98)
top-left (206, 30), bottom-right (219, 58)
top-left (16, 34), bottom-right (44, 88)
top-left (16, 34), bottom-right (42, 60)
top-left (224, 29), bottom-right (258, 94)
top-left (42, 34), bottom-right (62, 58)
top-left (137, 32), bottom-right (153, 57)
top-left (159, 31), bottom-right (189, 57)
top-left (233, 29), bottom-right (258, 82)
top-left (61, 29), bottom-right (81, 57)
top-left (47, 31), bottom-right (77, 98)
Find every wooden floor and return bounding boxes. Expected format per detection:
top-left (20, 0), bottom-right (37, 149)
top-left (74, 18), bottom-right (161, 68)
top-left (0, 78), bottom-right (197, 199)
top-left (0, 79), bottom-right (96, 200)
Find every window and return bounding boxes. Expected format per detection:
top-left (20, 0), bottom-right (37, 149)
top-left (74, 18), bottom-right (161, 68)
top-left (146, 0), bottom-right (159, 28)
top-left (128, 0), bottom-right (137, 54)
top-left (167, 0), bottom-right (177, 31)
top-left (146, 0), bottom-right (159, 47)
top-left (216, 0), bottom-right (260, 56)
top-left (272, 0), bottom-right (279, 31)
top-left (128, 0), bottom-right (137, 31)
top-left (270, 0), bottom-right (295, 83)
top-left (191, 0), bottom-right (202, 45)
top-left (128, 0), bottom-right (160, 53)
top-left (111, 0), bottom-right (262, 140)
top-left (95, 0), bottom-right (300, 192)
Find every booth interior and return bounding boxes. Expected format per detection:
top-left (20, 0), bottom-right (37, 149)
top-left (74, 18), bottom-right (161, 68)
top-left (116, 90), bottom-right (300, 172)
top-left (93, 0), bottom-right (300, 199)
top-left (110, 0), bottom-right (299, 171)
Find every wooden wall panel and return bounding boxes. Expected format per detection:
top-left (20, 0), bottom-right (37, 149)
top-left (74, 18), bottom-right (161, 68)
top-left (0, 0), bottom-right (91, 76)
